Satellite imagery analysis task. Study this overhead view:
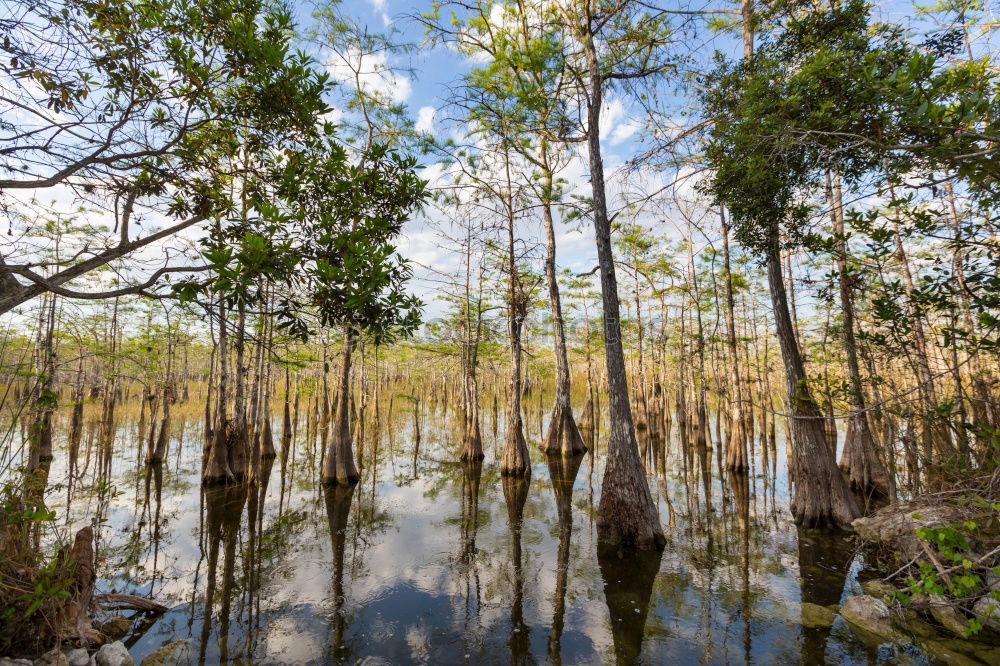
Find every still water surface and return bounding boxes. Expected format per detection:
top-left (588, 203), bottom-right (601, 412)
top-left (31, 392), bottom-right (956, 664)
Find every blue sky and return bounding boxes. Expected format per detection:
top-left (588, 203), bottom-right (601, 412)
top-left (297, 0), bottom-right (995, 329)
top-left (293, 0), bottom-right (754, 322)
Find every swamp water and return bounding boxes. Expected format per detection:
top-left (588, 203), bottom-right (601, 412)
top-left (12, 391), bottom-right (979, 664)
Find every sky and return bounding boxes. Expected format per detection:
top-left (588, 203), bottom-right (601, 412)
top-left (3, 0), bottom-right (993, 332)
top-left (313, 0), bottom-right (997, 332)
top-left (297, 0), bottom-right (742, 323)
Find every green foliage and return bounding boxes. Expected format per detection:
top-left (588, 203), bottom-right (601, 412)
top-left (898, 503), bottom-right (1000, 637)
top-left (701, 0), bottom-right (912, 251)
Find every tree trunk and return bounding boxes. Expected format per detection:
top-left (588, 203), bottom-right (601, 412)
top-left (540, 145), bottom-right (586, 456)
top-left (766, 229), bottom-right (859, 528)
top-left (228, 300), bottom-right (250, 480)
top-left (461, 228), bottom-right (484, 462)
top-left (827, 170), bottom-right (889, 496)
top-left (501, 175), bottom-right (531, 477)
top-left (581, 30), bottom-right (663, 550)
top-left (322, 328), bottom-right (360, 485)
top-left (204, 303), bottom-right (234, 484)
top-left (722, 213), bottom-right (749, 472)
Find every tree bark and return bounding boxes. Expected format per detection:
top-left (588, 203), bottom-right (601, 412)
top-left (580, 28), bottom-right (663, 550)
top-left (722, 212), bottom-right (749, 472)
top-left (501, 173), bottom-right (531, 477)
top-left (766, 228), bottom-right (859, 528)
top-left (204, 302), bottom-right (234, 484)
top-left (540, 143), bottom-right (586, 456)
top-left (461, 226), bottom-right (484, 462)
top-left (827, 169), bottom-right (889, 496)
top-left (322, 328), bottom-right (360, 485)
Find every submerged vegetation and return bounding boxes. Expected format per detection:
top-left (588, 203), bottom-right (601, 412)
top-left (1, 0), bottom-right (999, 662)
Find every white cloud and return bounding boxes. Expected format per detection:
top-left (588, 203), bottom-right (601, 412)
top-left (415, 106), bottom-right (436, 134)
top-left (320, 107), bottom-right (344, 126)
top-left (326, 49), bottom-right (412, 105)
top-left (598, 99), bottom-right (626, 140)
top-left (610, 121), bottom-right (639, 146)
top-left (596, 97), bottom-right (640, 147)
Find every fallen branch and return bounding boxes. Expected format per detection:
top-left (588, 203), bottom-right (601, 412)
top-left (883, 553), bottom-right (922, 581)
top-left (919, 540), bottom-right (952, 585)
top-left (94, 593), bottom-right (169, 613)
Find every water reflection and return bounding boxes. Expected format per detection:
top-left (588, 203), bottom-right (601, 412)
top-left (502, 475), bottom-right (530, 662)
top-left (324, 483), bottom-right (355, 663)
top-left (546, 452), bottom-right (583, 665)
top-left (198, 484), bottom-right (248, 664)
top-left (796, 526), bottom-right (855, 662)
top-left (599, 546), bottom-right (663, 664)
top-left (19, 389), bottom-right (954, 665)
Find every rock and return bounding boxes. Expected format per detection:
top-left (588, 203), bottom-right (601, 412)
top-left (94, 643), bottom-right (132, 666)
top-left (975, 646), bottom-right (1000, 664)
top-left (98, 616), bottom-right (131, 642)
top-left (851, 501), bottom-right (963, 559)
top-left (0, 659), bottom-right (34, 666)
top-left (893, 609), bottom-right (937, 639)
top-left (63, 650), bottom-right (89, 666)
top-left (929, 593), bottom-right (970, 637)
top-left (137, 641), bottom-right (188, 666)
top-left (33, 651), bottom-right (68, 666)
top-left (801, 602), bottom-right (837, 628)
top-left (860, 579), bottom-right (897, 600)
top-left (839, 594), bottom-right (906, 641)
top-left (921, 640), bottom-right (984, 666)
top-left (973, 593), bottom-right (1000, 633)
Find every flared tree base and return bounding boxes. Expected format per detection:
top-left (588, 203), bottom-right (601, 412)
top-left (542, 402), bottom-right (587, 456)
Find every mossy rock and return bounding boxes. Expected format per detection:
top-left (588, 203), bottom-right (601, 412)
top-left (98, 616), bottom-right (132, 642)
top-left (801, 602), bottom-right (837, 629)
top-left (929, 594), bottom-right (971, 637)
top-left (138, 640), bottom-right (188, 666)
top-left (860, 579), bottom-right (897, 601)
top-left (840, 595), bottom-right (907, 642)
top-left (921, 639), bottom-right (990, 666)
top-left (893, 609), bottom-right (938, 639)
top-left (973, 646), bottom-right (1000, 664)
top-left (32, 651), bottom-right (68, 666)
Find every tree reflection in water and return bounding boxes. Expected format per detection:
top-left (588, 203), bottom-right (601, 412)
top-left (324, 482), bottom-right (356, 664)
top-left (546, 451), bottom-right (584, 665)
top-left (198, 483), bottom-right (248, 664)
top-left (30, 398), bottom-right (940, 665)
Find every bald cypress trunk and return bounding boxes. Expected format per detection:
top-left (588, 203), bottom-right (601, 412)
top-left (766, 229), bottom-right (859, 528)
top-left (322, 328), bottom-right (360, 485)
top-left (723, 228), bottom-right (748, 472)
top-left (580, 30), bottom-right (663, 550)
top-left (827, 170), bottom-right (889, 496)
top-left (540, 146), bottom-right (586, 457)
top-left (204, 302), bottom-right (234, 484)
top-left (461, 224), bottom-right (484, 462)
top-left (501, 167), bottom-right (530, 477)
top-left (726, 0), bottom-right (755, 474)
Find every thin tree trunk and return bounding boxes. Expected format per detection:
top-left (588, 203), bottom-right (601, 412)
top-left (722, 210), bottom-right (748, 472)
top-left (501, 150), bottom-right (530, 477)
top-left (540, 143), bottom-right (585, 456)
top-left (827, 169), bottom-right (889, 496)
